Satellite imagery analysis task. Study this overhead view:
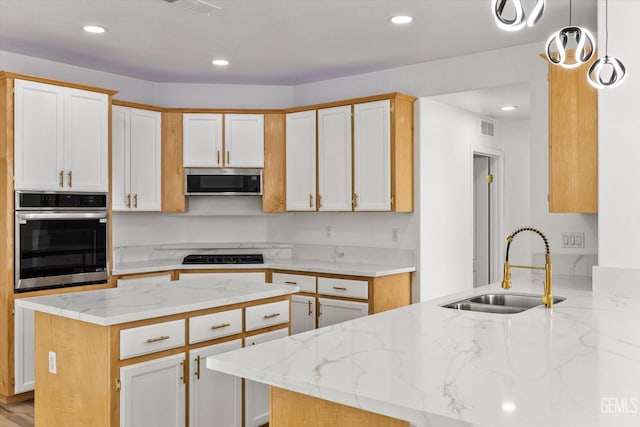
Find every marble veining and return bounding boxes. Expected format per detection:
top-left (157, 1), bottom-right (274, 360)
top-left (16, 278), bottom-right (298, 326)
top-left (207, 277), bottom-right (640, 427)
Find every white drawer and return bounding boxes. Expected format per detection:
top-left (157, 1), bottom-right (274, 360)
top-left (317, 277), bottom-right (368, 300)
top-left (272, 273), bottom-right (316, 293)
top-left (245, 328), bottom-right (289, 346)
top-left (120, 319), bottom-right (185, 360)
top-left (189, 309), bottom-right (242, 344)
top-left (245, 300), bottom-right (290, 332)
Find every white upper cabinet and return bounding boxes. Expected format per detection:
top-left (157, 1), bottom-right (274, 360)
top-left (224, 114), bottom-right (264, 167)
top-left (14, 79), bottom-right (108, 192)
top-left (112, 106), bottom-right (162, 211)
top-left (317, 105), bottom-right (352, 211)
top-left (183, 113), bottom-right (223, 167)
top-left (285, 110), bottom-right (316, 211)
top-left (353, 100), bottom-right (391, 211)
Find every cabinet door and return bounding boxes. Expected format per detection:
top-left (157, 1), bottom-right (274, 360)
top-left (285, 110), bottom-right (316, 211)
top-left (317, 298), bottom-right (368, 328)
top-left (120, 353), bottom-right (186, 427)
top-left (112, 106), bottom-right (132, 211)
top-left (64, 87), bottom-right (109, 192)
top-left (130, 108), bottom-right (162, 210)
top-left (353, 100), bottom-right (391, 211)
top-left (14, 305), bottom-right (35, 393)
top-left (291, 294), bottom-right (315, 335)
top-left (13, 79), bottom-right (64, 191)
top-left (183, 113), bottom-right (223, 167)
top-left (244, 328), bottom-right (289, 427)
top-left (189, 340), bottom-right (242, 427)
top-left (224, 114), bottom-right (264, 167)
top-left (318, 106), bottom-right (352, 211)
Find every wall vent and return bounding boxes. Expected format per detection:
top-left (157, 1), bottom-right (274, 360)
top-left (480, 120), bottom-right (494, 137)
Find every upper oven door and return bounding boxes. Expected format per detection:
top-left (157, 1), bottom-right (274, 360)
top-left (15, 211), bottom-right (109, 292)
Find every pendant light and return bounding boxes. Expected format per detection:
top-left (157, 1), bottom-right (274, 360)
top-left (545, 0), bottom-right (595, 69)
top-left (492, 0), bottom-right (545, 32)
top-left (588, 0), bottom-right (627, 88)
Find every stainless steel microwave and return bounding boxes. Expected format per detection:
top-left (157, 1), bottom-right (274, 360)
top-left (185, 168), bottom-right (262, 195)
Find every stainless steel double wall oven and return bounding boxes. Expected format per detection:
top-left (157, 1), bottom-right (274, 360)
top-left (14, 191), bottom-right (109, 293)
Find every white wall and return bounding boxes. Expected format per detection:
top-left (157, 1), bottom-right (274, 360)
top-left (596, 0), bottom-right (640, 271)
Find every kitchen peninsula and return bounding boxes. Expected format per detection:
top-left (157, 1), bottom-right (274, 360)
top-left (15, 277), bottom-right (298, 426)
top-left (207, 277), bottom-right (640, 427)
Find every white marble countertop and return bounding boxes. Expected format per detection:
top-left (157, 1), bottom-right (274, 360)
top-left (206, 277), bottom-right (640, 427)
top-left (111, 258), bottom-right (416, 278)
top-left (15, 278), bottom-right (299, 326)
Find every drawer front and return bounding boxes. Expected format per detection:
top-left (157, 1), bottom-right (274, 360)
top-left (317, 277), bottom-right (368, 300)
top-left (272, 273), bottom-right (316, 293)
top-left (120, 319), bottom-right (185, 360)
top-left (189, 309), bottom-right (242, 344)
top-left (245, 328), bottom-right (289, 346)
top-left (245, 300), bottom-right (290, 332)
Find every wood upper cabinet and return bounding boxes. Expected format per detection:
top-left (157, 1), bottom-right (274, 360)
top-left (183, 113), bottom-right (223, 167)
top-left (285, 110), bottom-right (317, 211)
top-left (317, 105), bottom-right (352, 211)
top-left (112, 105), bottom-right (162, 211)
top-left (14, 79), bottom-right (109, 192)
top-left (353, 100), bottom-right (391, 211)
top-left (224, 114), bottom-right (264, 167)
top-left (547, 57), bottom-right (598, 213)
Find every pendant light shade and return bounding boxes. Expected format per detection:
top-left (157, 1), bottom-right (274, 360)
top-left (492, 0), bottom-right (545, 32)
top-left (588, 56), bottom-right (627, 88)
top-left (545, 26), bottom-right (596, 69)
top-left (587, 0), bottom-right (627, 89)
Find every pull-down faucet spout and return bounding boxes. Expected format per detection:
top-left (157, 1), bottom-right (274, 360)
top-left (501, 227), bottom-right (553, 308)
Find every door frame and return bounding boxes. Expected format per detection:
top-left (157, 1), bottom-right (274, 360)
top-left (470, 146), bottom-right (504, 285)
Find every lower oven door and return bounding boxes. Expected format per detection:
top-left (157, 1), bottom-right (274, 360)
top-left (15, 211), bottom-right (109, 292)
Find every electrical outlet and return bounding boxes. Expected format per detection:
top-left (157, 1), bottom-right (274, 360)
top-left (392, 228), bottom-right (399, 242)
top-left (561, 232), bottom-right (585, 249)
top-left (49, 351), bottom-right (57, 374)
top-left (326, 225), bottom-right (332, 238)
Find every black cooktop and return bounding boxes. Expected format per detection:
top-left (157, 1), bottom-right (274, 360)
top-left (182, 254), bottom-right (264, 265)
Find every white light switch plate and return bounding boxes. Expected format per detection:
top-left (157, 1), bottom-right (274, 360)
top-left (561, 232), bottom-right (585, 249)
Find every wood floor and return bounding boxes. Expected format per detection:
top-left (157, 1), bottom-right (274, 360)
top-left (0, 400), bottom-right (33, 427)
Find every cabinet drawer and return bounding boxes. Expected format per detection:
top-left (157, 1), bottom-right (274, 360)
top-left (120, 319), bottom-right (185, 360)
top-left (245, 300), bottom-right (290, 332)
top-left (245, 328), bottom-right (289, 346)
top-left (317, 277), bottom-right (368, 299)
top-left (272, 273), bottom-right (316, 293)
top-left (189, 309), bottom-right (242, 344)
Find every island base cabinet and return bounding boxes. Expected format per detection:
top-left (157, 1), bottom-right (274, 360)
top-left (244, 328), bottom-right (289, 427)
top-left (189, 340), bottom-right (242, 427)
top-left (269, 387), bottom-right (409, 427)
top-left (120, 353), bottom-right (186, 427)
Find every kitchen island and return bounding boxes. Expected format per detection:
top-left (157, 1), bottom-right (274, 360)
top-left (16, 277), bottom-right (298, 427)
top-left (206, 277), bottom-right (640, 427)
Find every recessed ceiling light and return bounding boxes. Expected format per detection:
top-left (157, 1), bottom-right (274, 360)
top-left (83, 25), bottom-right (107, 34)
top-left (211, 59), bottom-right (230, 66)
top-left (500, 105), bottom-right (518, 111)
top-left (389, 15), bottom-right (413, 25)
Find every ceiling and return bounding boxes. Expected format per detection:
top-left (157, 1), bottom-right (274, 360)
top-left (0, 0), bottom-right (597, 87)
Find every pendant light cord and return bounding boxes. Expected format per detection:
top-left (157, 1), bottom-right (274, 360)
top-left (605, 0), bottom-right (609, 56)
top-left (569, 0), bottom-right (572, 25)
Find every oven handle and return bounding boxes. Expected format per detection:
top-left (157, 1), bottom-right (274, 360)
top-left (16, 211), bottom-right (108, 221)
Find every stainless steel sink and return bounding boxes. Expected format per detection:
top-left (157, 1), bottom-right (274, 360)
top-left (441, 292), bottom-right (565, 314)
